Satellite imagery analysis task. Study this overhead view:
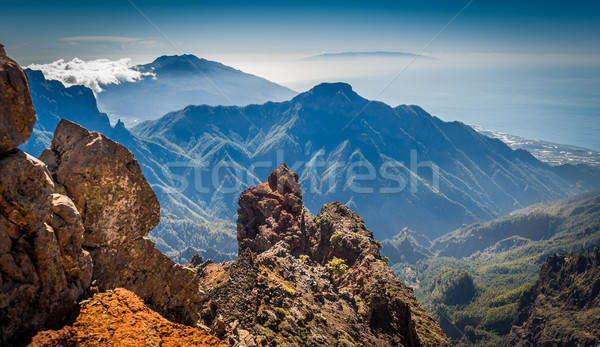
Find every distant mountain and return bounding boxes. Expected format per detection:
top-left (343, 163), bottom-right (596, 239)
top-left (20, 70), bottom-right (237, 262)
top-left (134, 82), bottom-right (600, 244)
top-left (95, 54), bottom-right (297, 124)
top-left (304, 51), bottom-right (434, 60)
top-left (395, 191), bottom-right (600, 346)
top-left (21, 73), bottom-right (600, 264)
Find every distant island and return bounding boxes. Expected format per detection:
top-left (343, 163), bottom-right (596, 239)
top-left (303, 51), bottom-right (436, 60)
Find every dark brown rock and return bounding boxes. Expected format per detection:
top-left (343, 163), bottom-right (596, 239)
top-left (204, 164), bottom-right (450, 346)
top-left (27, 326), bottom-right (79, 347)
top-left (0, 44), bottom-right (36, 153)
top-left (0, 150), bottom-right (91, 345)
top-left (237, 163), bottom-right (309, 255)
top-left (41, 119), bottom-right (202, 326)
top-left (506, 252), bottom-right (600, 346)
top-left (40, 119), bottom-right (160, 248)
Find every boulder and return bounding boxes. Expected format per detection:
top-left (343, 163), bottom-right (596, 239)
top-left (40, 119), bottom-right (160, 247)
top-left (0, 150), bottom-right (91, 344)
top-left (0, 44), bottom-right (36, 153)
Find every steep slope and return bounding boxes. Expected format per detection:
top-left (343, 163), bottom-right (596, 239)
top-left (506, 252), bottom-right (600, 346)
top-left (95, 54), bottom-right (297, 123)
top-left (193, 164), bottom-right (450, 346)
top-left (29, 288), bottom-right (229, 347)
top-left (1, 49), bottom-right (207, 345)
top-left (396, 192), bottom-right (600, 346)
top-left (134, 82), bottom-right (600, 243)
top-left (20, 69), bottom-right (238, 261)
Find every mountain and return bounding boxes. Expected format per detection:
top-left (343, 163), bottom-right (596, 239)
top-left (133, 82), bottom-right (600, 245)
top-left (95, 54), bottom-right (297, 124)
top-left (20, 69), bottom-right (238, 262)
top-left (304, 51), bottom-right (434, 60)
top-left (2, 53), bottom-right (449, 345)
top-left (394, 191), bottom-right (600, 346)
top-left (21, 68), bottom-right (600, 264)
top-left (506, 251), bottom-right (600, 346)
top-left (192, 164), bottom-right (450, 346)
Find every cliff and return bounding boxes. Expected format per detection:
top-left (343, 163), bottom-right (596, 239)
top-left (506, 251), bottom-right (600, 346)
top-left (195, 164), bottom-right (450, 346)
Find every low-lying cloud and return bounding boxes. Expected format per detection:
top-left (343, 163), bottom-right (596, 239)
top-left (27, 58), bottom-right (154, 93)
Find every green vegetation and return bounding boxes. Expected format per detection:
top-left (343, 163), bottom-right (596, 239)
top-left (281, 284), bottom-right (296, 296)
top-left (326, 256), bottom-right (348, 277)
top-left (386, 193), bottom-right (600, 346)
top-left (375, 240), bottom-right (383, 249)
top-left (329, 233), bottom-right (343, 247)
top-left (273, 307), bottom-right (290, 318)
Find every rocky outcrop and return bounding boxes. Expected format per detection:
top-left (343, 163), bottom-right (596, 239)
top-left (237, 164), bottom-right (308, 255)
top-left (506, 252), bottom-right (600, 346)
top-left (40, 119), bottom-right (160, 248)
top-left (40, 119), bottom-right (202, 325)
top-left (199, 164), bottom-right (450, 346)
top-left (29, 288), bottom-right (228, 347)
top-left (0, 44), bottom-right (36, 153)
top-left (0, 150), bottom-right (93, 343)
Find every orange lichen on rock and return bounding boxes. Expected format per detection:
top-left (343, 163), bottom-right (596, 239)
top-left (73, 288), bottom-right (228, 347)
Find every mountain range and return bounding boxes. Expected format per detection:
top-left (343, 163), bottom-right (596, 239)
top-left (390, 191), bottom-right (600, 346)
top-left (20, 56), bottom-right (600, 264)
top-left (94, 54), bottom-right (297, 124)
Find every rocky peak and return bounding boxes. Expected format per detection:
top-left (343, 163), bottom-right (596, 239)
top-left (0, 43), bottom-right (36, 153)
top-left (237, 163), bottom-right (308, 255)
top-left (210, 164), bottom-right (450, 346)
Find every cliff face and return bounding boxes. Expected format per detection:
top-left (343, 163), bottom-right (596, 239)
top-left (197, 164), bottom-right (450, 346)
top-left (0, 49), bottom-right (205, 344)
top-left (506, 251), bottom-right (600, 346)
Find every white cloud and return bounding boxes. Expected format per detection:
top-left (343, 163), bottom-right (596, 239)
top-left (27, 58), bottom-right (154, 93)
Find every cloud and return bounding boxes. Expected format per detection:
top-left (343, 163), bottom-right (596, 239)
top-left (27, 58), bottom-right (154, 93)
top-left (61, 36), bottom-right (157, 47)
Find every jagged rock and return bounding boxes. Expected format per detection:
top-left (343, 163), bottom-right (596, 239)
top-left (27, 326), bottom-right (78, 347)
top-left (0, 150), bottom-right (91, 344)
top-left (200, 164), bottom-right (450, 346)
top-left (90, 238), bottom-right (203, 325)
top-left (29, 288), bottom-right (229, 347)
top-left (40, 119), bottom-right (160, 248)
top-left (0, 44), bottom-right (36, 153)
top-left (506, 252), bottom-right (600, 346)
top-left (41, 119), bottom-right (202, 326)
top-left (237, 163), bottom-right (309, 255)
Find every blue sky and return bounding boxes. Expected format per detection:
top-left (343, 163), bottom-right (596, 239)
top-left (2, 0), bottom-right (600, 150)
top-left (2, 0), bottom-right (600, 64)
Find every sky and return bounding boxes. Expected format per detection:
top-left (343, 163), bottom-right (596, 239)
top-left (1, 0), bottom-right (599, 149)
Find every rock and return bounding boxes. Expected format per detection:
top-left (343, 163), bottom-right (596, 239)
top-left (199, 165), bottom-right (450, 346)
top-left (40, 119), bottom-right (203, 326)
top-left (0, 150), bottom-right (91, 345)
top-left (506, 252), bottom-right (600, 346)
top-left (90, 238), bottom-right (203, 325)
top-left (72, 288), bottom-right (228, 347)
top-left (27, 326), bottom-right (79, 347)
top-left (0, 44), bottom-right (36, 153)
top-left (40, 119), bottom-right (160, 248)
top-left (237, 163), bottom-right (309, 255)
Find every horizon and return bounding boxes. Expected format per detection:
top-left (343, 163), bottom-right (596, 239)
top-left (2, 0), bottom-right (599, 150)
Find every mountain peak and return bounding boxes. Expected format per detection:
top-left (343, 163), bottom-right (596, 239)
top-left (292, 82), bottom-right (364, 106)
top-left (139, 54), bottom-right (235, 75)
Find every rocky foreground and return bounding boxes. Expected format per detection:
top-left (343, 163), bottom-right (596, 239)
top-left (194, 164), bottom-right (450, 346)
top-left (0, 46), bottom-right (448, 346)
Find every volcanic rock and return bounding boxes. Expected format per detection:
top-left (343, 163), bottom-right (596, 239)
top-left (40, 119), bottom-right (202, 326)
top-left (0, 44), bottom-right (36, 153)
top-left (506, 252), bottom-right (600, 346)
top-left (40, 119), bottom-right (160, 248)
top-left (200, 164), bottom-right (450, 346)
top-left (0, 150), bottom-right (91, 344)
